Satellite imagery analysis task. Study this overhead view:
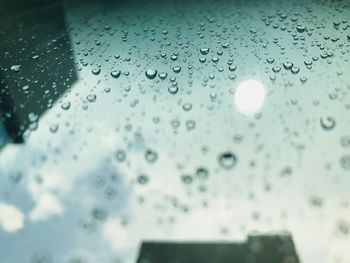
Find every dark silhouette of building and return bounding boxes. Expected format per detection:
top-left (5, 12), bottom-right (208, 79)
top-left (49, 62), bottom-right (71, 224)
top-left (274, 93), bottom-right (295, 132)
top-left (136, 234), bottom-right (300, 263)
top-left (0, 0), bottom-right (77, 143)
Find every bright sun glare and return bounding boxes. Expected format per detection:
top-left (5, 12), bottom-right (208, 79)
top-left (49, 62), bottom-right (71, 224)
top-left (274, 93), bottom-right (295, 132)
top-left (234, 79), bottom-right (266, 114)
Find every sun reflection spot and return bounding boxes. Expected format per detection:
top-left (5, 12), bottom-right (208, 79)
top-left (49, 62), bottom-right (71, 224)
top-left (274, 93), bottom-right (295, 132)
top-left (234, 79), bottom-right (266, 114)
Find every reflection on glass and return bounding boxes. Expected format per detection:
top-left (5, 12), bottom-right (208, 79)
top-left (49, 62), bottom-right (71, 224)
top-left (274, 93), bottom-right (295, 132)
top-left (0, 1), bottom-right (77, 145)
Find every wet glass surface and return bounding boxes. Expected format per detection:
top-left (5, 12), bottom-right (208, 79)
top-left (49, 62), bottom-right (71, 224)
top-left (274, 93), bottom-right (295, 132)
top-left (0, 0), bottom-right (350, 262)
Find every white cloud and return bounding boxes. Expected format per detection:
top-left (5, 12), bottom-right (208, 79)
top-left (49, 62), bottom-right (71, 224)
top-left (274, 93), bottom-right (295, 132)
top-left (0, 203), bottom-right (25, 232)
top-left (29, 193), bottom-right (63, 222)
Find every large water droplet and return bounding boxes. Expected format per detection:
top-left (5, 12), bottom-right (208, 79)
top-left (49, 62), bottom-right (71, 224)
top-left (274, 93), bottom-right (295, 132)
top-left (173, 66), bottom-right (181, 73)
top-left (111, 70), bottom-right (121, 78)
top-left (145, 69), bottom-right (157, 79)
top-left (61, 101), bottom-right (71, 110)
top-left (168, 86), bottom-right (178, 94)
top-left (320, 116), bottom-right (336, 130)
top-left (49, 123), bottom-right (59, 133)
top-left (218, 152), bottom-right (237, 169)
top-left (283, 62), bottom-right (293, 70)
top-left (10, 65), bottom-right (21, 72)
top-left (86, 94), bottom-right (97, 103)
top-left (92, 68), bottom-right (101, 75)
top-left (200, 47), bottom-right (209, 55)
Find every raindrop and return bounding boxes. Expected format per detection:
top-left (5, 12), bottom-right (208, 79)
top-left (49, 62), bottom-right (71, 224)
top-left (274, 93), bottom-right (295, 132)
top-left (92, 68), bottom-right (101, 75)
top-left (8, 172), bottom-right (23, 184)
top-left (300, 76), bottom-right (307, 83)
top-left (173, 66), bottom-right (181, 73)
top-left (296, 25), bottom-right (306, 33)
top-left (22, 85), bottom-right (30, 91)
top-left (137, 174), bottom-right (149, 185)
top-left (10, 65), bottom-right (21, 72)
top-left (196, 167), bottom-right (209, 179)
top-left (181, 175), bottom-right (193, 184)
top-left (115, 150), bottom-right (127, 162)
top-left (283, 62), bottom-right (293, 70)
top-left (291, 66), bottom-right (300, 74)
top-left (158, 72), bottom-right (168, 80)
top-left (171, 119), bottom-right (180, 129)
top-left (218, 152), bottom-right (237, 169)
top-left (49, 123), bottom-right (59, 133)
top-left (111, 70), bottom-right (121, 79)
top-left (228, 65), bottom-right (237, 72)
top-left (168, 86), bottom-right (178, 94)
top-left (200, 47), bottom-right (209, 55)
top-left (185, 120), bottom-right (196, 130)
top-left (86, 94), bottom-right (97, 103)
top-left (266, 58), bottom-right (274, 64)
top-left (61, 101), bottom-right (71, 110)
top-left (280, 166), bottom-right (293, 176)
top-left (182, 103), bottom-right (192, 111)
top-left (272, 66), bottom-right (281, 73)
top-left (221, 43), bottom-right (229, 48)
top-left (320, 116), bottom-right (336, 130)
top-left (145, 69), bottom-right (157, 79)
top-left (145, 149), bottom-right (158, 163)
top-left (92, 207), bottom-right (108, 221)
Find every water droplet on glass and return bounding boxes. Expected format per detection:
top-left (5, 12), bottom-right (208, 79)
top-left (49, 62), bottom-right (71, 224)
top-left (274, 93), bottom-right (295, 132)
top-left (22, 85), bottom-right (30, 91)
top-left (86, 94), bottom-right (97, 103)
top-left (61, 101), bottom-right (71, 110)
top-left (228, 65), bottom-right (237, 72)
top-left (218, 152), bottom-right (237, 169)
top-left (158, 72), bottom-right (168, 80)
top-left (200, 47), bottom-right (209, 55)
top-left (266, 58), bottom-right (274, 64)
top-left (182, 103), bottom-right (192, 111)
top-left (49, 123), bottom-right (59, 133)
top-left (168, 86), bottom-right (178, 94)
top-left (173, 66), bottom-right (181, 73)
top-left (92, 68), bottom-right (101, 75)
top-left (283, 62), bottom-right (293, 70)
top-left (185, 120), bottom-right (196, 130)
top-left (181, 175), bottom-right (193, 184)
top-left (145, 149), bottom-right (158, 163)
top-left (291, 66), bottom-right (300, 74)
top-left (320, 116), bottom-right (336, 130)
top-left (115, 150), bottom-right (127, 162)
top-left (296, 25), bottom-right (306, 33)
top-left (111, 70), bottom-right (121, 78)
top-left (196, 167), bottom-right (209, 180)
top-left (10, 65), bottom-right (21, 72)
top-left (92, 207), bottom-right (108, 221)
top-left (145, 69), bottom-right (157, 79)
top-left (137, 174), bottom-right (149, 185)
